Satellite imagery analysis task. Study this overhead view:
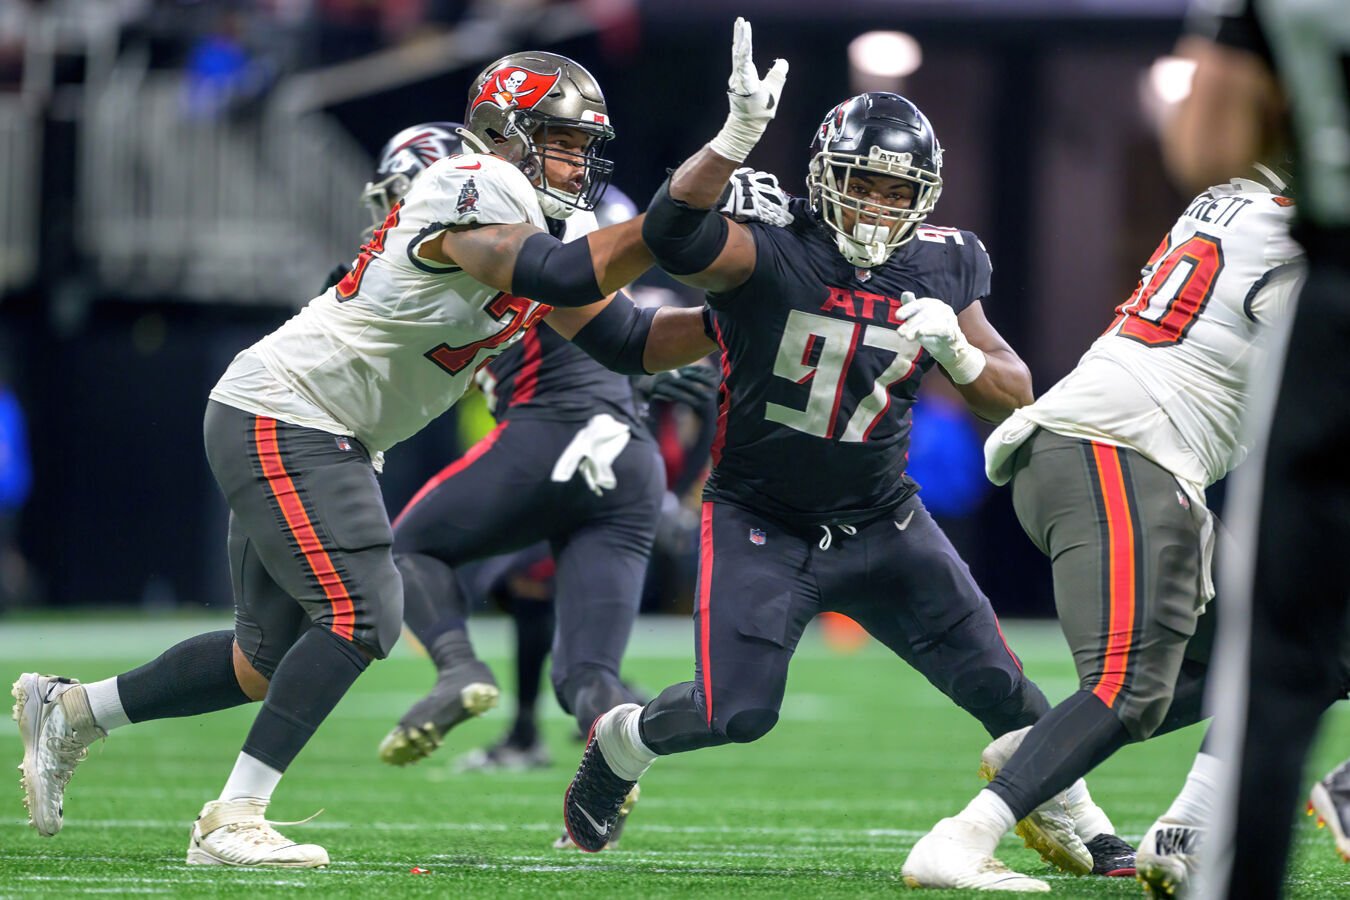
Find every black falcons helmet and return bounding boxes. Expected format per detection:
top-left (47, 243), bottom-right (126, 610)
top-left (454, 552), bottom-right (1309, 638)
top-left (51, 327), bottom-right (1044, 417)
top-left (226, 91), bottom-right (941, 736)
top-left (463, 51), bottom-right (615, 218)
top-left (360, 121), bottom-right (464, 235)
top-left (807, 93), bottom-right (943, 267)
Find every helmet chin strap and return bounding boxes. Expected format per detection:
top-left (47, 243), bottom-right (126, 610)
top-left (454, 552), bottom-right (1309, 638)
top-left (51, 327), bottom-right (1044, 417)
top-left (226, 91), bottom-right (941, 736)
top-left (456, 127), bottom-right (493, 155)
top-left (536, 184), bottom-right (580, 219)
top-left (836, 222), bottom-right (892, 268)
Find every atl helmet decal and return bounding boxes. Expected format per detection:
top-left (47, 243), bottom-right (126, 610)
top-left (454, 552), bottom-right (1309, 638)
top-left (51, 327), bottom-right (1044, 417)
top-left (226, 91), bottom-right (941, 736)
top-left (470, 66), bottom-right (563, 114)
top-left (869, 146), bottom-right (913, 167)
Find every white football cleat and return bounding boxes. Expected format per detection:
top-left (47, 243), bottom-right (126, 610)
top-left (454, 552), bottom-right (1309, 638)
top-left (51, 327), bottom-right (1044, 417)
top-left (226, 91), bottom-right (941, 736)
top-left (12, 673), bottom-right (106, 837)
top-left (1136, 818), bottom-right (1203, 898)
top-left (902, 817), bottom-right (1050, 892)
top-left (978, 727), bottom-right (1093, 876)
top-left (1308, 767), bottom-right (1350, 862)
top-left (186, 798), bottom-right (329, 868)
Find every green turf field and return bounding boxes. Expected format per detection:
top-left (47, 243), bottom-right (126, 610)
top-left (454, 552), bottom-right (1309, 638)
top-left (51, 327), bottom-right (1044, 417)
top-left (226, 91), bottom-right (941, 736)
top-left (1, 614), bottom-right (1347, 897)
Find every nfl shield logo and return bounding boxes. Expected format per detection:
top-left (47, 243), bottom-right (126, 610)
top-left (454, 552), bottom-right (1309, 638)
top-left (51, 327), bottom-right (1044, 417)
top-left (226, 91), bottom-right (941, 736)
top-left (749, 528), bottom-right (766, 546)
top-left (335, 437), bottom-right (352, 451)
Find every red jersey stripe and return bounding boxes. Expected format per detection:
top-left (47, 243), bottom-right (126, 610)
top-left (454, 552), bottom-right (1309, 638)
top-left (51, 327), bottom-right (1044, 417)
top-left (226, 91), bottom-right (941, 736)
top-left (393, 421), bottom-right (509, 529)
top-left (510, 327), bottom-right (544, 406)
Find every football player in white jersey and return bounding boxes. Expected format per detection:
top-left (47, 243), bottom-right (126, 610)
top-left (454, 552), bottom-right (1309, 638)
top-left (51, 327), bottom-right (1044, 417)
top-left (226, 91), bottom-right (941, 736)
top-left (10, 49), bottom-right (720, 868)
top-left (903, 164), bottom-right (1304, 892)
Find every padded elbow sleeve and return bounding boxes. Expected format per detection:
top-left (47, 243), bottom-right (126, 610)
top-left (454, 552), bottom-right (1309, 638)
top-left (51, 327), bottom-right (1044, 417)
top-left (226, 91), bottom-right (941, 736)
top-left (511, 232), bottom-right (605, 308)
top-left (642, 178), bottom-right (730, 276)
top-left (569, 293), bottom-right (657, 375)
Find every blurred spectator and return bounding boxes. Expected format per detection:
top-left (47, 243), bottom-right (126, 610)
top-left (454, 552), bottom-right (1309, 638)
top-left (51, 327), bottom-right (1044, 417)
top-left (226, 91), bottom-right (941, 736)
top-left (0, 367), bottom-right (33, 612)
top-left (182, 11), bottom-right (276, 118)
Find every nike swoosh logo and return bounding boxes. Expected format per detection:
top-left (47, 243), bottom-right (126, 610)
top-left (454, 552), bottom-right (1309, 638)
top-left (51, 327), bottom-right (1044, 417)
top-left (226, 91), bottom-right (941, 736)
top-left (576, 804), bottom-right (610, 837)
top-left (457, 162), bottom-right (482, 170)
top-left (894, 510), bottom-right (915, 531)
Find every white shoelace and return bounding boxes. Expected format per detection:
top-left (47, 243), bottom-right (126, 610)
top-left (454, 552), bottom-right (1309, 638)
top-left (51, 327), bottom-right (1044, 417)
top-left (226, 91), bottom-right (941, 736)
top-left (211, 808), bottom-right (324, 848)
top-left (817, 523), bottom-right (857, 550)
top-left (43, 735), bottom-right (89, 786)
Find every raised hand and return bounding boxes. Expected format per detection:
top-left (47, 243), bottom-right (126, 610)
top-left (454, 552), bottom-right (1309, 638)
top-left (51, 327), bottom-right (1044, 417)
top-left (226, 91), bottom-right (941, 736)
top-left (708, 17), bottom-right (789, 164)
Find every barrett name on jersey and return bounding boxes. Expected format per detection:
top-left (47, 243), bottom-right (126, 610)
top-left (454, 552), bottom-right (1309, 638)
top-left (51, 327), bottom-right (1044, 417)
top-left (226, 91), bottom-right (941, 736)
top-left (210, 153), bottom-right (553, 459)
top-left (704, 198), bottom-right (993, 528)
top-left (987, 176), bottom-right (1303, 494)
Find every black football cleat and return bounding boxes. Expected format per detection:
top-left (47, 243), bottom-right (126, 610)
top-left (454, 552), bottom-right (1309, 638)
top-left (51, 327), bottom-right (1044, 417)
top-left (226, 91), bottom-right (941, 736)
top-left (1087, 832), bottom-right (1137, 877)
top-left (563, 719), bottom-right (638, 853)
top-left (378, 658), bottom-right (498, 766)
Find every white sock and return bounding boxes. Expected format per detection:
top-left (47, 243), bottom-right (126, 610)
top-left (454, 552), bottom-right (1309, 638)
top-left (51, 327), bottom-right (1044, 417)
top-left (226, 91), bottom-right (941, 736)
top-left (596, 704), bottom-right (657, 782)
top-left (1066, 778), bottom-right (1115, 841)
top-left (82, 677), bottom-right (132, 732)
top-left (955, 789), bottom-right (1017, 852)
top-left (219, 752), bottom-right (284, 803)
top-left (1161, 752), bottom-right (1220, 827)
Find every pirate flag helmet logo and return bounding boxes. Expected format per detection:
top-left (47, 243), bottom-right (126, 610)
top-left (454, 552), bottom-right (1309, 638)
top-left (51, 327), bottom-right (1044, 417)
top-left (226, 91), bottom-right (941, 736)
top-left (462, 51), bottom-right (615, 218)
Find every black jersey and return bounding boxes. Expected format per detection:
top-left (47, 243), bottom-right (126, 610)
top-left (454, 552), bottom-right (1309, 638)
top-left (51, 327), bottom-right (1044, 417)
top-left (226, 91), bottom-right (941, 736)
top-left (702, 200), bottom-right (993, 529)
top-left (478, 320), bottom-right (644, 429)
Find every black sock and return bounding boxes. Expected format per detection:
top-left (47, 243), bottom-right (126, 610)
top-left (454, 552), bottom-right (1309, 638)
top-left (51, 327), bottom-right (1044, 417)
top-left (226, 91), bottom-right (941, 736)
top-left (508, 598), bottom-right (553, 745)
top-left (397, 552), bottom-right (468, 652)
top-left (987, 690), bottom-right (1130, 820)
top-left (426, 626), bottom-right (485, 671)
top-left (117, 630), bottom-right (250, 723)
top-left (241, 627), bottom-right (369, 772)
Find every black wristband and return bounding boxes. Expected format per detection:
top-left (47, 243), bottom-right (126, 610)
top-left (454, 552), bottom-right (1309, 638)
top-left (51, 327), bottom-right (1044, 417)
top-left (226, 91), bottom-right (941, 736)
top-left (569, 292), bottom-right (658, 375)
top-left (511, 232), bottom-right (605, 308)
top-left (642, 177), bottom-right (730, 276)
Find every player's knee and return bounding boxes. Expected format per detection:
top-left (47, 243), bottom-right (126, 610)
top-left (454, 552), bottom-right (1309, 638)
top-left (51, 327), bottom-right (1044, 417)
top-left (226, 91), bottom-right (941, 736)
top-left (950, 665), bottom-right (1019, 712)
top-left (1116, 691), bottom-right (1174, 741)
top-left (354, 571), bottom-right (405, 661)
top-left (723, 708), bottom-right (778, 743)
top-left (231, 641), bottom-right (270, 701)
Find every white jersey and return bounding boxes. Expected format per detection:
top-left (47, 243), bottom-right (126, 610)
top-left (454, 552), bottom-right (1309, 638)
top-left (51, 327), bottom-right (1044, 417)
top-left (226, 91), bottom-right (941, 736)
top-left (988, 178), bottom-right (1303, 491)
top-left (210, 153), bottom-right (572, 460)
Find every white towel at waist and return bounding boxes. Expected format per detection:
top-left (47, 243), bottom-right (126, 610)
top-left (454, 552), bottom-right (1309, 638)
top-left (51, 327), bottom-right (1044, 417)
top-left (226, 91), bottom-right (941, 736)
top-left (551, 413), bottom-right (632, 496)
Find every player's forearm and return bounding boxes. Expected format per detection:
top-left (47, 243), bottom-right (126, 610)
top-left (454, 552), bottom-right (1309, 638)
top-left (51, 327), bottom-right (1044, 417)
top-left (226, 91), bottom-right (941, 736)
top-left (670, 146), bottom-right (745, 210)
top-left (951, 349), bottom-right (1032, 423)
top-left (587, 215), bottom-right (655, 296)
top-left (642, 307), bottom-right (719, 372)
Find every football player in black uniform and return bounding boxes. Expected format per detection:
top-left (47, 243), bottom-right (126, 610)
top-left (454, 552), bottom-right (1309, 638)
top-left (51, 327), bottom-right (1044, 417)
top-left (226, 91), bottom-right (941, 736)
top-left (1166, 1), bottom-right (1350, 896)
top-left (353, 115), bottom-right (790, 855)
top-left (560, 20), bottom-right (1124, 886)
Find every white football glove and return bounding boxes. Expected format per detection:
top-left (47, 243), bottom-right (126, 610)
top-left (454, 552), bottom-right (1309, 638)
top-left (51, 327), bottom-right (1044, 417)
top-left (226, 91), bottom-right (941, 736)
top-left (720, 167), bottom-right (793, 227)
top-left (894, 291), bottom-right (987, 384)
top-left (708, 18), bottom-right (789, 163)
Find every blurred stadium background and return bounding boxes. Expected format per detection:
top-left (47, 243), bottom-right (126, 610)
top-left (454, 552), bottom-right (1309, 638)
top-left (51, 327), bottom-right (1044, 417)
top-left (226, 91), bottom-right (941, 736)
top-left (0, 0), bottom-right (1205, 619)
top-left (4, 1), bottom-right (1350, 896)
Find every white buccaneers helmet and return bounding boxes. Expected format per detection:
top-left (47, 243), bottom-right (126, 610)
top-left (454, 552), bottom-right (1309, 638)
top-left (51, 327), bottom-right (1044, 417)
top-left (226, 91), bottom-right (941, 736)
top-left (462, 51), bottom-right (615, 219)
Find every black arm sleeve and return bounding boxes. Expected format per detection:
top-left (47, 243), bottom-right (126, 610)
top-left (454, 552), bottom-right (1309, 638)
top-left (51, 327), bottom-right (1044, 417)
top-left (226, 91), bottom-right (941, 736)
top-left (568, 292), bottom-right (658, 375)
top-left (642, 177), bottom-right (730, 276)
top-left (510, 232), bottom-right (605, 308)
